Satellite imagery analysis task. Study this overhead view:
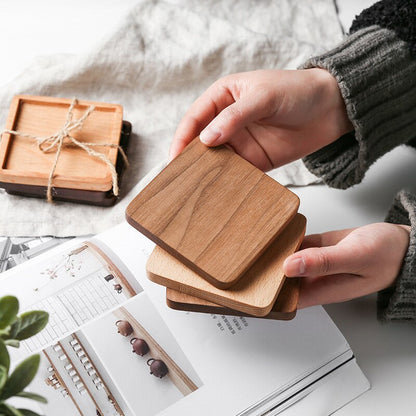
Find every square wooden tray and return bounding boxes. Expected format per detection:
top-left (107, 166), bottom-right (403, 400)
top-left (0, 95), bottom-right (124, 192)
top-left (0, 121), bottom-right (131, 206)
top-left (127, 138), bottom-right (299, 289)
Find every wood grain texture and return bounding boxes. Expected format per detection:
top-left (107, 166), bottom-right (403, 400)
top-left (0, 95), bottom-right (123, 191)
top-left (147, 213), bottom-right (306, 317)
top-left (166, 276), bottom-right (300, 320)
top-left (127, 138), bottom-right (299, 289)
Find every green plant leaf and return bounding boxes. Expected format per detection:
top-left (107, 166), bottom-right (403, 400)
top-left (0, 364), bottom-right (8, 391)
top-left (0, 339), bottom-right (10, 373)
top-left (16, 391), bottom-right (47, 404)
top-left (0, 355), bottom-right (40, 400)
top-left (17, 410), bottom-right (42, 416)
top-left (14, 312), bottom-right (49, 341)
top-left (4, 340), bottom-right (20, 348)
top-left (0, 403), bottom-right (9, 415)
top-left (0, 402), bottom-right (24, 416)
top-left (0, 297), bottom-right (19, 330)
top-left (9, 317), bottom-right (21, 340)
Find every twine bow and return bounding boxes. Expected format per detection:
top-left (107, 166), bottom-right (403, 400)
top-left (2, 98), bottom-right (128, 202)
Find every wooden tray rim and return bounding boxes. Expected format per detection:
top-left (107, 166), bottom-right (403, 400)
top-left (0, 95), bottom-right (123, 191)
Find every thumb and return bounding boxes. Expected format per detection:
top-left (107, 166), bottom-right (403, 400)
top-left (283, 244), bottom-right (364, 278)
top-left (199, 95), bottom-right (266, 146)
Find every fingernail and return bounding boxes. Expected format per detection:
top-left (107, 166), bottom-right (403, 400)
top-left (200, 126), bottom-right (221, 145)
top-left (284, 257), bottom-right (305, 276)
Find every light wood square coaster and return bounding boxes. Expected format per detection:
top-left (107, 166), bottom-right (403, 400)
top-left (166, 276), bottom-right (300, 321)
top-left (147, 214), bottom-right (306, 317)
top-left (127, 138), bottom-right (299, 289)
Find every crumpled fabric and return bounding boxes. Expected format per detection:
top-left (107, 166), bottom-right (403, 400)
top-left (0, 0), bottom-right (342, 236)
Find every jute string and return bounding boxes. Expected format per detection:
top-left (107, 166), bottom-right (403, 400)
top-left (2, 98), bottom-right (129, 202)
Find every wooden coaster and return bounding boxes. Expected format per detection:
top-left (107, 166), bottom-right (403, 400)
top-left (0, 95), bottom-right (123, 192)
top-left (127, 138), bottom-right (299, 289)
top-left (147, 213), bottom-right (306, 317)
top-left (166, 276), bottom-right (300, 320)
top-left (0, 121), bottom-right (131, 206)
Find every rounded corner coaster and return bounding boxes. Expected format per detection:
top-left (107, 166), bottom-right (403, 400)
top-left (146, 213), bottom-right (306, 317)
top-left (126, 138), bottom-right (300, 289)
top-left (165, 275), bottom-right (300, 321)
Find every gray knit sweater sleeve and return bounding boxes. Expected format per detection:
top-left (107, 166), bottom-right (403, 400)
top-left (378, 191), bottom-right (416, 321)
top-left (301, 23), bottom-right (416, 188)
top-left (300, 1), bottom-right (416, 321)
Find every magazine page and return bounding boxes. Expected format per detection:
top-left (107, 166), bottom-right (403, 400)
top-left (0, 223), bottom-right (369, 415)
top-left (0, 235), bottom-right (72, 272)
top-left (1, 238), bottom-right (141, 360)
top-left (94, 223), bottom-right (369, 415)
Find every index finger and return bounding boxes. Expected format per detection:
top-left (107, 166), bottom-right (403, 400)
top-left (300, 228), bottom-right (355, 250)
top-left (169, 80), bottom-right (235, 159)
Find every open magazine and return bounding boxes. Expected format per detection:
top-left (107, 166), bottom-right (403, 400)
top-left (1, 222), bottom-right (369, 416)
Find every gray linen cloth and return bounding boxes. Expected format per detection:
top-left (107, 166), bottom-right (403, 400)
top-left (0, 0), bottom-right (342, 236)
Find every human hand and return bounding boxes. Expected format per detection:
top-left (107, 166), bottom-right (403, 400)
top-left (170, 69), bottom-right (352, 170)
top-left (283, 223), bottom-right (411, 308)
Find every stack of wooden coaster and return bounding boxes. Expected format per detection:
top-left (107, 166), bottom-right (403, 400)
top-left (0, 95), bottom-right (130, 206)
top-left (126, 138), bottom-right (306, 320)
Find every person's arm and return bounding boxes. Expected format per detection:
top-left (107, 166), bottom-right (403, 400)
top-left (282, 1), bottom-right (416, 320)
top-left (289, 190), bottom-right (416, 321)
top-left (169, 68), bottom-right (352, 170)
top-left (378, 191), bottom-right (416, 321)
top-left (283, 220), bottom-right (411, 311)
top-left (170, 0), bottom-right (416, 320)
top-left (301, 0), bottom-right (416, 188)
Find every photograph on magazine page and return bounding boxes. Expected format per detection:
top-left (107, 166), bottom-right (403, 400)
top-left (1, 239), bottom-right (143, 359)
top-left (19, 294), bottom-right (202, 416)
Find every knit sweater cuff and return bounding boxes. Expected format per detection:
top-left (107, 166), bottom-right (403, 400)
top-left (378, 191), bottom-right (416, 321)
top-left (301, 25), bottom-right (416, 189)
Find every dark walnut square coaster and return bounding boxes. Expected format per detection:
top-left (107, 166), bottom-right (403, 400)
top-left (126, 138), bottom-right (300, 289)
